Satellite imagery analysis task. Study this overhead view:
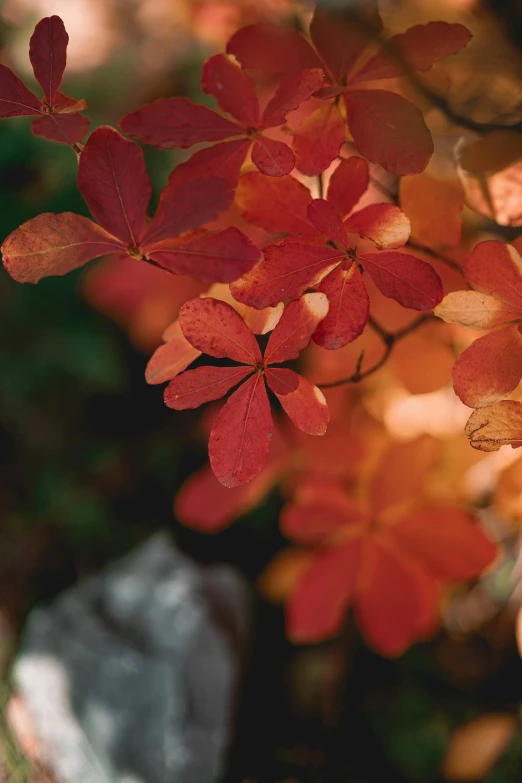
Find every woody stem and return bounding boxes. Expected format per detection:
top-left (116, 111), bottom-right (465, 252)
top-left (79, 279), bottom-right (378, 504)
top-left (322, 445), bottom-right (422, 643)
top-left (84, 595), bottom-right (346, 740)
top-left (318, 313), bottom-right (436, 388)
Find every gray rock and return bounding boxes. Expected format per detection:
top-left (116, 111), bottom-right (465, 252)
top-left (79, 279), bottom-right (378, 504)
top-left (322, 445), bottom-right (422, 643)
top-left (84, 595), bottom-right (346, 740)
top-left (12, 533), bottom-right (249, 783)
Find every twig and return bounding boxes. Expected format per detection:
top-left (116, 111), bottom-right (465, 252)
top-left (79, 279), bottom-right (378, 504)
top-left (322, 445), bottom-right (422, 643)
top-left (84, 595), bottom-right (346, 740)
top-left (318, 313), bottom-right (435, 388)
top-left (407, 239), bottom-right (465, 275)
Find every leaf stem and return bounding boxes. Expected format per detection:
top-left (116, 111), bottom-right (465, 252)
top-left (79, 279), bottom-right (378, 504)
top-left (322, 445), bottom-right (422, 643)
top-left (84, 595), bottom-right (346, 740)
top-left (318, 313), bottom-right (435, 388)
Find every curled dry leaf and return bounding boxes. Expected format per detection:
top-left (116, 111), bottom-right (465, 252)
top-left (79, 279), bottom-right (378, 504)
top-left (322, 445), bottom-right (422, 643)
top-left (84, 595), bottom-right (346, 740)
top-left (465, 401), bottom-right (522, 451)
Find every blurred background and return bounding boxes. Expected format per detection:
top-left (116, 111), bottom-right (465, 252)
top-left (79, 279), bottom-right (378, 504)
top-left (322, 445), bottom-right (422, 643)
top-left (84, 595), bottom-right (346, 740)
top-left (1, 0), bottom-right (522, 781)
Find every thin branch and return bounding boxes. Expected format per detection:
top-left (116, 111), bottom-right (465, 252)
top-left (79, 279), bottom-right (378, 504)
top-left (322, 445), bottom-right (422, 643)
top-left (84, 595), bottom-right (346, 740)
top-left (407, 239), bottom-right (465, 276)
top-left (318, 313), bottom-right (435, 388)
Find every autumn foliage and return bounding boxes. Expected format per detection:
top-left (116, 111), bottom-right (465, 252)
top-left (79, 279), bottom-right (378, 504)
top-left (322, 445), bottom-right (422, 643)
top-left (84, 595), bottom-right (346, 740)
top-left (4, 7), bottom-right (520, 658)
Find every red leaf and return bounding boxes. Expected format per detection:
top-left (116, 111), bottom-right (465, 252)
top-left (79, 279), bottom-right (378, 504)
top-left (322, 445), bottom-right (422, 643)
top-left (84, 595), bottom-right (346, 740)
top-left (201, 54), bottom-right (259, 128)
top-left (231, 241), bottom-right (343, 309)
top-left (143, 176), bottom-right (234, 246)
top-left (307, 199), bottom-right (349, 247)
top-left (344, 90), bottom-right (433, 175)
top-left (29, 16), bottom-right (68, 106)
top-left (179, 298), bottom-right (261, 363)
top-left (309, 8), bottom-right (374, 83)
top-left (164, 365), bottom-right (252, 409)
top-left (264, 292), bottom-right (329, 363)
top-left (120, 97), bottom-right (242, 149)
top-left (226, 23), bottom-right (321, 73)
top-left (209, 373), bottom-right (272, 487)
top-left (352, 22), bottom-right (471, 83)
top-left (78, 126), bottom-right (151, 246)
top-left (236, 172), bottom-right (312, 234)
top-left (251, 135), bottom-right (294, 176)
top-left (1, 212), bottom-right (123, 283)
top-left (287, 542), bottom-right (363, 642)
top-left (261, 68), bottom-right (324, 129)
top-left (465, 401), bottom-right (522, 451)
top-left (166, 139), bottom-right (250, 189)
top-left (452, 325), bottom-right (522, 408)
top-left (146, 227), bottom-right (260, 284)
top-left (266, 368), bottom-right (329, 435)
top-left (145, 323), bottom-right (201, 384)
top-left (31, 112), bottom-right (89, 145)
top-left (313, 264), bottom-right (369, 349)
top-left (0, 64), bottom-right (41, 117)
top-left (327, 157), bottom-right (369, 217)
top-left (360, 251), bottom-right (443, 309)
top-left (354, 539), bottom-right (432, 656)
top-left (344, 203), bottom-right (410, 249)
top-left (281, 488), bottom-right (365, 544)
top-left (393, 506), bottom-right (496, 581)
top-left (293, 101), bottom-right (345, 176)
top-left (463, 241), bottom-right (522, 309)
top-left (175, 462), bottom-right (278, 533)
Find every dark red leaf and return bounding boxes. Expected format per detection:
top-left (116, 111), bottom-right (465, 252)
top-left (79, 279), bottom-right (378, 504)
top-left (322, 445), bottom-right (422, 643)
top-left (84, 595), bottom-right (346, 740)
top-left (166, 139), bottom-right (250, 189)
top-left (327, 157), bottom-right (369, 217)
top-left (307, 199), bottom-right (349, 247)
top-left (78, 126), bottom-right (151, 246)
top-left (313, 264), bottom-right (369, 349)
top-left (209, 373), bottom-right (273, 487)
top-left (264, 292), bottom-right (329, 364)
top-left (266, 368), bottom-right (329, 435)
top-left (226, 23), bottom-right (321, 73)
top-left (179, 298), bottom-right (261, 363)
top-left (143, 176), bottom-right (234, 246)
top-left (0, 64), bottom-right (40, 117)
top-left (164, 365), bottom-right (252, 409)
top-left (201, 54), bottom-right (259, 127)
top-left (29, 15), bottom-right (68, 105)
top-left (31, 112), bottom-right (89, 145)
top-left (231, 241), bottom-right (343, 309)
top-left (146, 227), bottom-right (260, 284)
top-left (352, 22), bottom-right (472, 83)
top-left (360, 251), bottom-right (443, 309)
top-left (261, 68), bottom-right (324, 129)
top-left (293, 101), bottom-right (345, 176)
top-left (251, 135), bottom-right (294, 176)
top-left (344, 90), bottom-right (433, 175)
top-left (309, 8), bottom-right (375, 83)
top-left (2, 212), bottom-right (123, 283)
top-left (120, 97), bottom-right (243, 149)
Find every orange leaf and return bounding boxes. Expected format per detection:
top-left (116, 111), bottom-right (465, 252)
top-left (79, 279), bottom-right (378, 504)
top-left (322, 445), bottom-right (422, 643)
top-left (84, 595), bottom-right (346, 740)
top-left (452, 325), bottom-right (522, 408)
top-left (369, 436), bottom-right (441, 515)
top-left (465, 400), bottom-right (522, 451)
top-left (434, 291), bottom-right (522, 330)
top-left (400, 166), bottom-right (464, 250)
top-left (1, 213), bottom-right (123, 283)
top-left (392, 506), bottom-right (496, 581)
